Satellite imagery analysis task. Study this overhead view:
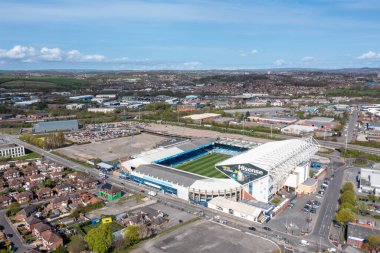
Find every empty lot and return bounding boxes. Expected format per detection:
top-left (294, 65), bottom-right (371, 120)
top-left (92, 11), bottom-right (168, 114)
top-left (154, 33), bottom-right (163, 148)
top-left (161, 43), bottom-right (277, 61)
top-left (133, 220), bottom-right (279, 253)
top-left (56, 133), bottom-right (167, 162)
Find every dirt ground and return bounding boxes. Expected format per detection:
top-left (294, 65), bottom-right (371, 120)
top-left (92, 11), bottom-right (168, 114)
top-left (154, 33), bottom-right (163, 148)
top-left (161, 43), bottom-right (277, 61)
top-left (55, 133), bottom-right (168, 162)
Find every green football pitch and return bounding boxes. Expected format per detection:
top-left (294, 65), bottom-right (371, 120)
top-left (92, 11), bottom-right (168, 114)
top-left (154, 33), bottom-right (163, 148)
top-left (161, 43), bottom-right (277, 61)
top-left (175, 153), bottom-right (230, 178)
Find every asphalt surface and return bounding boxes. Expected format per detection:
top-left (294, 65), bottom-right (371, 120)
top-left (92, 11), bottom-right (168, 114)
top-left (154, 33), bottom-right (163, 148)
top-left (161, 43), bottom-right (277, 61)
top-left (0, 134), bottom-right (356, 252)
top-left (307, 158), bottom-right (346, 246)
top-left (0, 209), bottom-right (27, 252)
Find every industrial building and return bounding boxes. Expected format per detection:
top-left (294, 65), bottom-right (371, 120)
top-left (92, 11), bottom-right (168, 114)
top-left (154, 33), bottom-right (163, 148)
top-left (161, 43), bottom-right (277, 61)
top-left (359, 164), bottom-right (380, 196)
top-left (32, 120), bottom-right (79, 133)
top-left (281, 124), bottom-right (315, 135)
top-left (0, 143), bottom-right (25, 158)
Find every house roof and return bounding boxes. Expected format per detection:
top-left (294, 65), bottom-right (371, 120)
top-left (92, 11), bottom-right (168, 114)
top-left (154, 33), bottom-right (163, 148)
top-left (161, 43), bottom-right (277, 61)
top-left (99, 183), bottom-right (121, 194)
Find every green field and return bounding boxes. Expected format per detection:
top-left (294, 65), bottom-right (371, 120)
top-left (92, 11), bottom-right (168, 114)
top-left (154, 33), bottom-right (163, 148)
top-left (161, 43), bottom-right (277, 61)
top-left (175, 153), bottom-right (229, 178)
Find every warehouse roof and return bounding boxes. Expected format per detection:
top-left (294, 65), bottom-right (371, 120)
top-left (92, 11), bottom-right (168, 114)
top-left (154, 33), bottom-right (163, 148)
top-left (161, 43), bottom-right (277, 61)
top-left (33, 119), bottom-right (78, 133)
top-left (135, 164), bottom-right (203, 187)
top-left (182, 113), bottom-right (220, 120)
top-left (209, 197), bottom-right (263, 218)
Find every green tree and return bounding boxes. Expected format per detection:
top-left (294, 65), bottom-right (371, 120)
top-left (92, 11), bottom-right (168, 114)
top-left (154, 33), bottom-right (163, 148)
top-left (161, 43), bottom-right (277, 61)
top-left (85, 224), bottom-right (112, 253)
top-left (51, 246), bottom-right (68, 253)
top-left (339, 190), bottom-right (356, 206)
top-left (364, 234), bottom-right (380, 252)
top-left (6, 202), bottom-right (21, 217)
top-left (341, 182), bottom-right (354, 193)
top-left (68, 236), bottom-right (87, 253)
top-left (335, 208), bottom-right (355, 225)
top-left (122, 225), bottom-right (140, 246)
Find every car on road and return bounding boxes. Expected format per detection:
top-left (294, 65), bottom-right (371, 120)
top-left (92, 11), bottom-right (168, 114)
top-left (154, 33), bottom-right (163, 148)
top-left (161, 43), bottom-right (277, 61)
top-left (248, 226), bottom-right (256, 231)
top-left (287, 203), bottom-right (295, 208)
top-left (263, 227), bottom-right (272, 231)
top-left (299, 240), bottom-right (310, 246)
top-left (325, 248), bottom-right (336, 252)
top-left (140, 190), bottom-right (145, 193)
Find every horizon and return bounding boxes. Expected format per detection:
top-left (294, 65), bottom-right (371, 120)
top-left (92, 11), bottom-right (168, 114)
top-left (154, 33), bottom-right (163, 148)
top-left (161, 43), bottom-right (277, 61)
top-left (1, 0), bottom-right (380, 70)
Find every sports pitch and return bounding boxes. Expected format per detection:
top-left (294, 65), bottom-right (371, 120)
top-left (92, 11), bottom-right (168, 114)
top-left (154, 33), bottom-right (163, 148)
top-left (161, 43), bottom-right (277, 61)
top-left (175, 153), bottom-right (229, 178)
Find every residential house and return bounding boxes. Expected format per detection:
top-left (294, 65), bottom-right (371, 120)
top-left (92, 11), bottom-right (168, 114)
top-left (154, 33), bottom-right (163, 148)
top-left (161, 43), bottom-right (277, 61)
top-left (129, 206), bottom-right (168, 227)
top-left (29, 174), bottom-right (45, 184)
top-left (40, 230), bottom-right (63, 251)
top-left (25, 216), bottom-right (42, 231)
top-left (36, 187), bottom-right (53, 199)
top-left (0, 194), bottom-right (13, 207)
top-left (32, 223), bottom-right (51, 237)
top-left (55, 183), bottom-right (73, 196)
top-left (14, 191), bottom-right (33, 204)
top-left (4, 168), bottom-right (20, 180)
top-left (15, 205), bottom-right (38, 221)
top-left (8, 179), bottom-right (23, 189)
top-left (50, 171), bottom-right (63, 180)
top-left (49, 196), bottom-right (69, 209)
top-left (75, 175), bottom-right (97, 190)
top-left (24, 166), bottom-right (39, 177)
top-left (98, 183), bottom-right (122, 201)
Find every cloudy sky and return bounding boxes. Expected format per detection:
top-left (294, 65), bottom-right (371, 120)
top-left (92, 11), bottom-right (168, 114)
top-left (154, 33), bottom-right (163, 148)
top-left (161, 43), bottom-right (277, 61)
top-left (0, 0), bottom-right (380, 70)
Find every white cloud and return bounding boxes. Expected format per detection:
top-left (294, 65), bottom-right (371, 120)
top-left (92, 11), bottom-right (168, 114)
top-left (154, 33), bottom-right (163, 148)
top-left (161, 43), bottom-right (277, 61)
top-left (251, 49), bottom-right (258, 55)
top-left (40, 47), bottom-right (62, 61)
top-left (183, 61), bottom-right (202, 69)
top-left (0, 45), bottom-right (36, 60)
top-left (274, 59), bottom-right (286, 66)
top-left (239, 50), bottom-right (247, 57)
top-left (301, 56), bottom-right (314, 62)
top-left (357, 51), bottom-right (380, 60)
top-left (66, 50), bottom-right (106, 62)
top-left (0, 45), bottom-right (107, 63)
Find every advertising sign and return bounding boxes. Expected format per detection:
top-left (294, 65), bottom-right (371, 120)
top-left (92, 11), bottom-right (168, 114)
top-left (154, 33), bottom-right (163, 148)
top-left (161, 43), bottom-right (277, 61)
top-left (215, 163), bottom-right (268, 185)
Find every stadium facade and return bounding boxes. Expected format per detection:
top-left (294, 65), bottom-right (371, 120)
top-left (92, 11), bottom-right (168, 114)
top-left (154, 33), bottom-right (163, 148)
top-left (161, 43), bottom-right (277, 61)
top-left (121, 137), bottom-right (319, 205)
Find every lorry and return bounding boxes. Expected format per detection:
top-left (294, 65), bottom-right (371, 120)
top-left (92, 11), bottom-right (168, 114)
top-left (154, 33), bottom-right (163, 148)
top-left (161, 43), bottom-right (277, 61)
top-left (148, 191), bottom-right (157, 196)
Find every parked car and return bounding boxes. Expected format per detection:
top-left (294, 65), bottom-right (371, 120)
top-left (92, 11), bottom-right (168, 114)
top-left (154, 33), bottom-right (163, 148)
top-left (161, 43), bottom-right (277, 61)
top-left (248, 226), bottom-right (256, 231)
top-left (310, 208), bottom-right (317, 213)
top-left (263, 227), bottom-right (272, 231)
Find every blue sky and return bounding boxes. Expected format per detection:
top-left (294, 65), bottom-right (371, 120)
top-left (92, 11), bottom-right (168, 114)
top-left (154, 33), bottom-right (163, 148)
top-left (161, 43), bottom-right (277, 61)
top-left (0, 0), bottom-right (380, 70)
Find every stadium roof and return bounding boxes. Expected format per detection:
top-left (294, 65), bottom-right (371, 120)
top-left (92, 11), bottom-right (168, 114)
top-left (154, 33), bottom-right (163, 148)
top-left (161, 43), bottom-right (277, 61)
top-left (135, 164), bottom-right (203, 187)
top-left (189, 178), bottom-right (241, 192)
top-left (175, 138), bottom-right (215, 151)
top-left (216, 137), bottom-right (319, 191)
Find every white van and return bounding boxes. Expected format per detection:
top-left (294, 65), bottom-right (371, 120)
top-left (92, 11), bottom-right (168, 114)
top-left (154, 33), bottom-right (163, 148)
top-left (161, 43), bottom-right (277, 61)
top-left (300, 240), bottom-right (310, 246)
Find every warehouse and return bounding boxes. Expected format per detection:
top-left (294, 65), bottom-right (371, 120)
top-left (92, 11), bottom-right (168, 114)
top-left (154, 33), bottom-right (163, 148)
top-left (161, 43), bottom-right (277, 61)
top-left (32, 120), bottom-right (79, 133)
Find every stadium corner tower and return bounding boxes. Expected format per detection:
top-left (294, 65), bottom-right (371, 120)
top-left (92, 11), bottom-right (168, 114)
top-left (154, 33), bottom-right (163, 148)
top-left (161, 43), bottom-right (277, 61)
top-left (215, 137), bottom-right (319, 203)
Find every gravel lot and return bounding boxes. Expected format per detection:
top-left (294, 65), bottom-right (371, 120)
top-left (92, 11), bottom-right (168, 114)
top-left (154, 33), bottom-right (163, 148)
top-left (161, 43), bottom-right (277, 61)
top-left (56, 133), bottom-right (167, 162)
top-left (133, 219), bottom-right (279, 253)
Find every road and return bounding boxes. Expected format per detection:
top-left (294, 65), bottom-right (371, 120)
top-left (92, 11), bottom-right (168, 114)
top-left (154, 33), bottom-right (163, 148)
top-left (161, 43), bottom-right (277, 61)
top-left (2, 134), bottom-right (349, 252)
top-left (307, 157), bottom-right (346, 247)
top-left (0, 209), bottom-right (27, 252)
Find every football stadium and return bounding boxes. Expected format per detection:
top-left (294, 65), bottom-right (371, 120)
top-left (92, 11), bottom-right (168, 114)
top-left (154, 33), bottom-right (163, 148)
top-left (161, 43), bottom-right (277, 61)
top-left (120, 136), bottom-right (319, 206)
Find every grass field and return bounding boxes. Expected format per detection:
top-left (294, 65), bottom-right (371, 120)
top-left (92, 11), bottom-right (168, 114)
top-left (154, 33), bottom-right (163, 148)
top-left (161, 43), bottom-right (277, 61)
top-left (175, 153), bottom-right (229, 178)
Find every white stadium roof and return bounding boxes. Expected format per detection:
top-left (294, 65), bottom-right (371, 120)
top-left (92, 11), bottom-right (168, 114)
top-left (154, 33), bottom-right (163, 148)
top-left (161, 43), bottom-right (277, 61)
top-left (216, 137), bottom-right (319, 192)
top-left (189, 178), bottom-right (241, 192)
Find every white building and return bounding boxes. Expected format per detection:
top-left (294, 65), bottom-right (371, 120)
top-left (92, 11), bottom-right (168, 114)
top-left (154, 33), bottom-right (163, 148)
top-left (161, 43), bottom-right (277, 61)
top-left (215, 138), bottom-right (319, 202)
top-left (359, 165), bottom-right (380, 196)
top-left (88, 108), bottom-right (116, 113)
top-left (281, 125), bottom-right (315, 135)
top-left (0, 144), bottom-right (25, 158)
top-left (66, 103), bottom-right (85, 110)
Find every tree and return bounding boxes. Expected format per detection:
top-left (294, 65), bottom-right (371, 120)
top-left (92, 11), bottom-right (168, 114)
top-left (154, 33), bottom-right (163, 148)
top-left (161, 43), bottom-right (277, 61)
top-left (122, 225), bottom-right (140, 246)
top-left (85, 224), bottom-right (112, 253)
top-left (339, 190), bottom-right (356, 206)
top-left (68, 236), bottom-right (87, 253)
top-left (335, 208), bottom-right (355, 225)
top-left (52, 246), bottom-right (68, 253)
top-left (341, 182), bottom-right (354, 193)
top-left (6, 202), bottom-right (21, 217)
top-left (364, 234), bottom-right (380, 252)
